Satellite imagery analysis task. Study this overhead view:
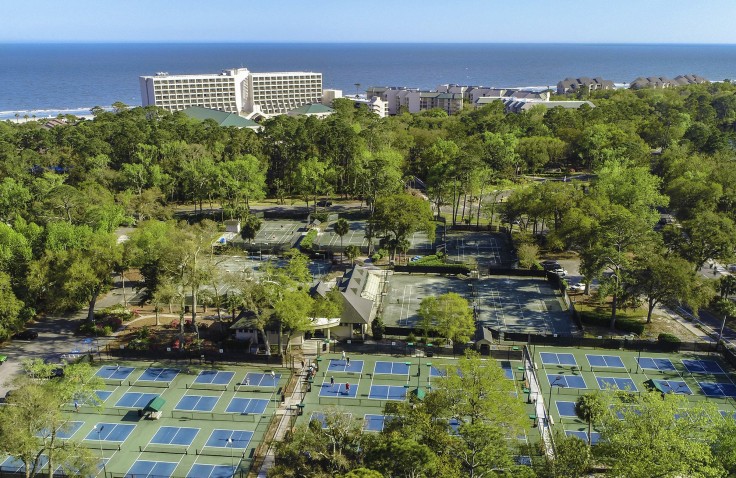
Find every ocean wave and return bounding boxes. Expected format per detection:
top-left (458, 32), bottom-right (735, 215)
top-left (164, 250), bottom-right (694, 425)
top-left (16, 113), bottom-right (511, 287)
top-left (0, 106), bottom-right (112, 120)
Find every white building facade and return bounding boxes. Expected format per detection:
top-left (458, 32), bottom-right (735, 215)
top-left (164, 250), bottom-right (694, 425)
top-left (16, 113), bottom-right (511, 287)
top-left (140, 68), bottom-right (323, 118)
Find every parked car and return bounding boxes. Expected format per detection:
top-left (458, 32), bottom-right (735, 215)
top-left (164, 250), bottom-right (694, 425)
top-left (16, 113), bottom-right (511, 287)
top-left (316, 200), bottom-right (333, 207)
top-left (552, 268), bottom-right (568, 277)
top-left (541, 260), bottom-right (561, 271)
top-left (569, 283), bottom-right (586, 292)
top-left (13, 330), bottom-right (38, 340)
top-left (410, 256), bottom-right (423, 262)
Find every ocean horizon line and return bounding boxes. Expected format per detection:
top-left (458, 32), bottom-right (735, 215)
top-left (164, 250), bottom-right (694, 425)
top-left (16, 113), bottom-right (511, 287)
top-left (3, 41), bottom-right (736, 46)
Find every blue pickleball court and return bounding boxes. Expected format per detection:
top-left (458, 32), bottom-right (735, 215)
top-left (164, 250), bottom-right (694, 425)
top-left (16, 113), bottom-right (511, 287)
top-left (125, 460), bottom-right (177, 478)
top-left (150, 426), bottom-right (199, 446)
top-left (96, 365), bottom-right (135, 381)
top-left (637, 357), bottom-right (676, 371)
top-left (38, 421), bottom-right (83, 440)
top-left (374, 361), bottom-right (410, 375)
top-left (175, 395), bottom-right (219, 412)
top-left (205, 429), bottom-right (253, 449)
top-left (683, 359), bottom-right (725, 374)
top-left (556, 401), bottom-right (578, 417)
top-left (85, 423), bottom-right (135, 442)
top-left (137, 367), bottom-right (180, 382)
top-left (699, 382), bottom-right (736, 398)
top-left (243, 372), bottom-right (281, 387)
top-left (364, 414), bottom-right (388, 432)
top-left (587, 355), bottom-right (625, 368)
top-left (565, 430), bottom-right (601, 444)
top-left (195, 370), bottom-right (235, 386)
top-left (597, 377), bottom-right (637, 392)
top-left (500, 361), bottom-right (514, 379)
top-left (319, 382), bottom-right (358, 398)
top-left (327, 359), bottom-right (364, 373)
top-left (368, 385), bottom-right (407, 400)
top-left (652, 380), bottom-right (692, 395)
top-left (721, 410), bottom-right (736, 420)
top-left (225, 397), bottom-right (269, 414)
top-left (115, 392), bottom-right (159, 408)
top-left (187, 464), bottom-right (236, 478)
top-left (540, 352), bottom-right (578, 367)
top-left (547, 374), bottom-right (587, 389)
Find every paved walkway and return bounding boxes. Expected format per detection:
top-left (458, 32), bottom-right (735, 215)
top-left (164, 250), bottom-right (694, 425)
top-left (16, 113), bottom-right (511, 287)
top-left (256, 338), bottom-right (321, 477)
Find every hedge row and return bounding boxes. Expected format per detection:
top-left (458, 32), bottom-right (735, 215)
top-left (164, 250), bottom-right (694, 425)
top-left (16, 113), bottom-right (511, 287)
top-left (300, 229), bottom-right (318, 251)
top-left (577, 310), bottom-right (646, 335)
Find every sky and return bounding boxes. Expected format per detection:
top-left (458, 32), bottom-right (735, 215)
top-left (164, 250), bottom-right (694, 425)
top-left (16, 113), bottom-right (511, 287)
top-left (2, 0), bottom-right (736, 44)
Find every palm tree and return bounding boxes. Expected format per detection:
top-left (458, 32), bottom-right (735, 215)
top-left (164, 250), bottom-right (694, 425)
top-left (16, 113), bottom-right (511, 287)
top-left (334, 218), bottom-right (350, 263)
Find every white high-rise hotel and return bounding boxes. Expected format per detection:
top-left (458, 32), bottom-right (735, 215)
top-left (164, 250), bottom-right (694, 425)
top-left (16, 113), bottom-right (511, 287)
top-left (139, 67), bottom-right (323, 117)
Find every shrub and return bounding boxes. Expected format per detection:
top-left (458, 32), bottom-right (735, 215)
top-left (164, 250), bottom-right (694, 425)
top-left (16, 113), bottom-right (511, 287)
top-left (657, 333), bottom-right (681, 344)
top-left (300, 229), bottom-right (318, 251)
top-left (406, 332), bottom-right (417, 343)
top-left (578, 310), bottom-right (645, 335)
top-left (517, 243), bottom-right (539, 269)
top-left (371, 317), bottom-right (385, 341)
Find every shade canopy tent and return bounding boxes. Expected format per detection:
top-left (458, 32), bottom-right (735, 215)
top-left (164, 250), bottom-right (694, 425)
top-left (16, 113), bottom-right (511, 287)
top-left (144, 396), bottom-right (166, 412)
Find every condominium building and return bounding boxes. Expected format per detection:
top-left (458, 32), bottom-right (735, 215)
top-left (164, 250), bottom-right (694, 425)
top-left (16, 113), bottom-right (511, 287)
top-left (139, 68), bottom-right (249, 114)
top-left (246, 72), bottom-right (322, 116)
top-left (139, 67), bottom-right (323, 118)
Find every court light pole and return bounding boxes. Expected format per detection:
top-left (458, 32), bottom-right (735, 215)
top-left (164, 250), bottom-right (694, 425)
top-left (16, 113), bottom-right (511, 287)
top-left (271, 370), bottom-right (278, 415)
top-left (547, 377), bottom-right (564, 418)
top-left (94, 425), bottom-right (106, 477)
top-left (227, 437), bottom-right (234, 475)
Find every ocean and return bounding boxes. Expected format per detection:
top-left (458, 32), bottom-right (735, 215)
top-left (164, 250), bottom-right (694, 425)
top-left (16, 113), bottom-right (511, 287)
top-left (1, 43), bottom-right (736, 120)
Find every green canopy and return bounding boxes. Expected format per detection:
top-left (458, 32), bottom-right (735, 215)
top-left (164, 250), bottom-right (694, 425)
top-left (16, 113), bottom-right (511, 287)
top-left (410, 387), bottom-right (426, 401)
top-left (144, 396), bottom-right (166, 412)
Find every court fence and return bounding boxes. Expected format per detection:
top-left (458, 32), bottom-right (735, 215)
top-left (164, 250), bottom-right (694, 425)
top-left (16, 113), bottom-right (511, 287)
top-left (104, 344), bottom-right (283, 365)
top-left (331, 340), bottom-right (523, 361)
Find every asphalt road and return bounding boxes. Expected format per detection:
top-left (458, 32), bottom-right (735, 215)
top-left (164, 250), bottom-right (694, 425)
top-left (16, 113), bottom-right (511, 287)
top-left (0, 282), bottom-right (131, 399)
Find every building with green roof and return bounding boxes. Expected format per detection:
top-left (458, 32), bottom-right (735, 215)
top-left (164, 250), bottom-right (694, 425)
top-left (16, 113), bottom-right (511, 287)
top-left (181, 106), bottom-right (261, 130)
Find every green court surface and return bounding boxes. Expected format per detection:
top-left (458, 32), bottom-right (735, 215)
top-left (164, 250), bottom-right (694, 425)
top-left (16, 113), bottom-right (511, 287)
top-left (533, 346), bottom-right (736, 441)
top-left (5, 360), bottom-right (293, 478)
top-left (294, 353), bottom-right (538, 464)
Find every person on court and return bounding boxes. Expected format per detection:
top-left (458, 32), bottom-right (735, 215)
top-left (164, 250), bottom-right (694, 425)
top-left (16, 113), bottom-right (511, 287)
top-left (330, 376), bottom-right (335, 387)
top-left (346, 356), bottom-right (351, 367)
top-left (345, 382), bottom-right (350, 395)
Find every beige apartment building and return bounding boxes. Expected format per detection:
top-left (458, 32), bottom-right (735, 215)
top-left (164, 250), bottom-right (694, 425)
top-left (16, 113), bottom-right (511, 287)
top-left (140, 67), bottom-right (323, 118)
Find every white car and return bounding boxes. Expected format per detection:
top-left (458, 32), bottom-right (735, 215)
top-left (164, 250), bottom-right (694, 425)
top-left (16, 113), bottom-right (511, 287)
top-left (552, 268), bottom-right (568, 277)
top-left (569, 283), bottom-right (586, 292)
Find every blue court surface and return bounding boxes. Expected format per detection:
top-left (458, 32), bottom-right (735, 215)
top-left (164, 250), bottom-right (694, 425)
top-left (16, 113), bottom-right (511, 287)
top-left (447, 418), bottom-right (462, 434)
top-left (205, 429), bottom-right (253, 449)
top-left (500, 361), bottom-right (514, 379)
top-left (95, 390), bottom-right (113, 402)
top-left (309, 412), bottom-right (353, 429)
top-left (187, 464), bottom-right (235, 478)
top-left (176, 395), bottom-right (219, 412)
top-left (150, 426), bottom-right (199, 446)
top-left (652, 380), bottom-right (692, 395)
top-left (195, 370), bottom-right (235, 386)
top-left (126, 460), bottom-right (177, 478)
top-left (683, 359), bottom-right (725, 374)
top-left (720, 410), bottom-right (736, 420)
top-left (115, 392), bottom-right (160, 408)
top-left (85, 423), bottom-right (135, 442)
top-left (374, 361), bottom-right (410, 375)
top-left (327, 359), bottom-right (364, 373)
top-left (699, 382), bottom-right (736, 398)
top-left (319, 382), bottom-right (358, 398)
top-left (556, 401), bottom-right (578, 417)
top-left (1, 456), bottom-right (48, 473)
top-left (225, 397), bottom-right (269, 414)
top-left (587, 355), bottom-right (625, 368)
top-left (368, 385), bottom-right (407, 400)
top-left (430, 366), bottom-right (446, 377)
top-left (38, 421), bottom-right (84, 439)
top-left (138, 367), bottom-right (180, 382)
top-left (540, 352), bottom-right (577, 367)
top-left (96, 365), bottom-right (135, 381)
top-left (637, 357), bottom-right (676, 371)
top-left (565, 430), bottom-right (601, 444)
top-left (597, 377), bottom-right (638, 392)
top-left (547, 374), bottom-right (587, 389)
top-left (243, 372), bottom-right (281, 387)
top-left (364, 414), bottom-right (389, 432)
